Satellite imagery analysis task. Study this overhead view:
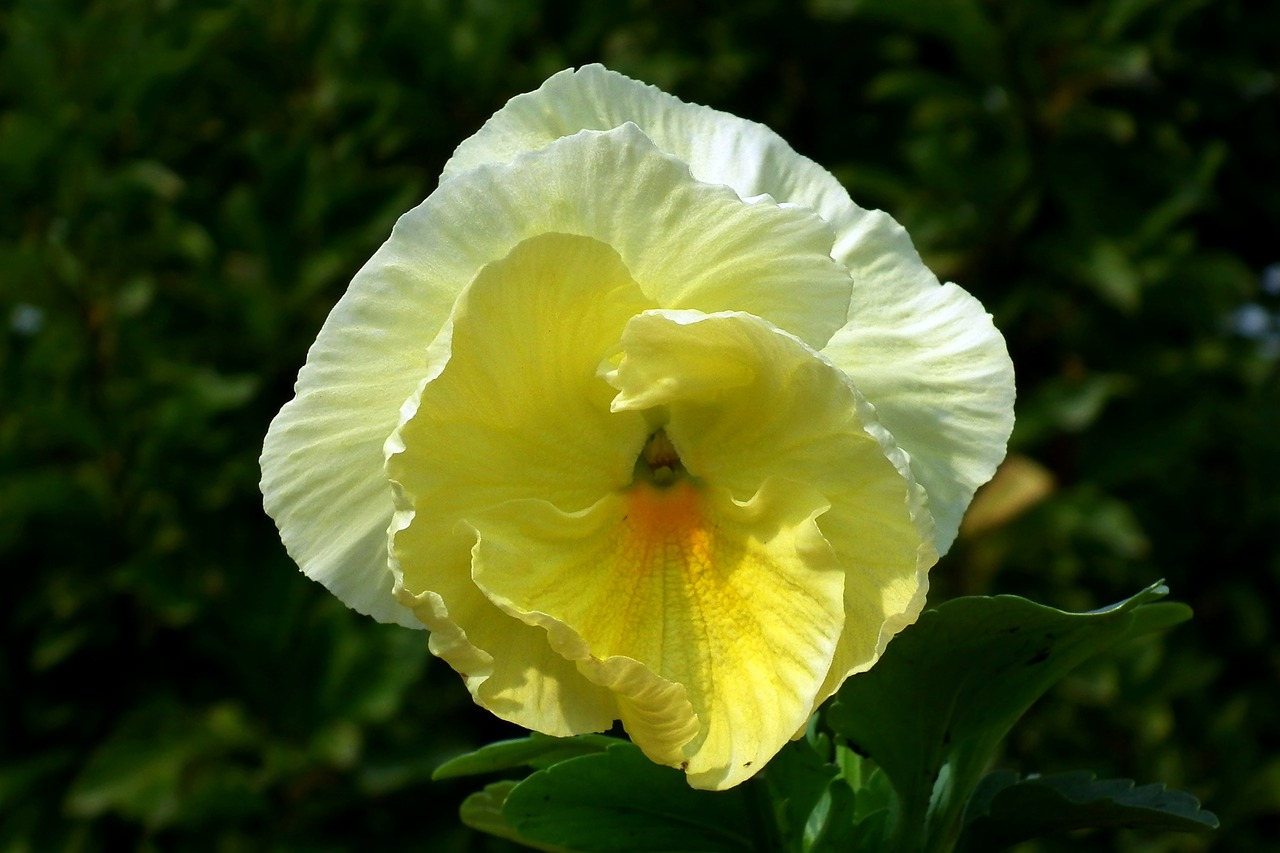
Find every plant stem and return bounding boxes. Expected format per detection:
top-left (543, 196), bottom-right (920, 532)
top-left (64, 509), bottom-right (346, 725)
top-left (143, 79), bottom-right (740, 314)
top-left (747, 774), bottom-right (789, 853)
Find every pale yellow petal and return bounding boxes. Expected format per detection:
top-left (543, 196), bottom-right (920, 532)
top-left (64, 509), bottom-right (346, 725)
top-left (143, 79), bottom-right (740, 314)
top-left (443, 64), bottom-right (850, 220)
top-left (441, 64), bottom-right (885, 295)
top-left (823, 282), bottom-right (1015, 554)
top-left (388, 232), bottom-right (651, 518)
top-left (439, 120), bottom-right (853, 348)
top-left (392, 514), bottom-right (617, 735)
top-left (444, 119), bottom-right (853, 348)
top-left (470, 478), bottom-right (844, 790)
top-left (387, 232), bottom-right (651, 734)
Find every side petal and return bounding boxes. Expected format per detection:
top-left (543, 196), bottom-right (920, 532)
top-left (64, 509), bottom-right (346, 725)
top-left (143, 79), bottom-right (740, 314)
top-left (608, 309), bottom-right (934, 714)
top-left (388, 233), bottom-right (652, 521)
top-left (823, 283), bottom-right (1015, 554)
top-left (470, 478), bottom-right (845, 791)
top-left (388, 232), bottom-right (651, 734)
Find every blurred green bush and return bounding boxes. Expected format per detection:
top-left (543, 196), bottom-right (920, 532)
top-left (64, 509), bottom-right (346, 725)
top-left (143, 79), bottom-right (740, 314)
top-left (2, 1), bottom-right (1276, 849)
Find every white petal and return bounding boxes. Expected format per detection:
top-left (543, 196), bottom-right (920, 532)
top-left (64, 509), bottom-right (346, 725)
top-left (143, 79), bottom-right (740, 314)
top-left (823, 283), bottom-right (1015, 553)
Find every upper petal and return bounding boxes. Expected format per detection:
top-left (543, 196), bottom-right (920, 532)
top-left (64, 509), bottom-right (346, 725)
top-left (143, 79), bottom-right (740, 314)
top-left (443, 64), bottom-right (884, 275)
top-left (436, 121), bottom-right (853, 348)
top-left (443, 65), bottom-right (854, 223)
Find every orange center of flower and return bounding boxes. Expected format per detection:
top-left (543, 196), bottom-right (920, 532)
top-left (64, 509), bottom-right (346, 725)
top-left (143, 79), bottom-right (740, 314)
top-left (623, 478), bottom-right (714, 578)
top-left (621, 430), bottom-right (717, 576)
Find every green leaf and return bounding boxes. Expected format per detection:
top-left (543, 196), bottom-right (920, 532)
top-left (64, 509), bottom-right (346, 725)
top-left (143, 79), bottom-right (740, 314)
top-left (63, 702), bottom-right (263, 828)
top-left (827, 582), bottom-right (1188, 850)
top-left (808, 781), bottom-right (861, 853)
top-left (848, 806), bottom-right (892, 853)
top-left (460, 781), bottom-right (571, 853)
top-left (760, 738), bottom-right (841, 852)
top-left (753, 738), bottom-right (900, 853)
top-left (0, 750), bottom-right (75, 810)
top-left (1079, 238), bottom-right (1144, 312)
top-left (432, 732), bottom-right (623, 780)
top-left (843, 763), bottom-right (895, 826)
top-left (833, 746), bottom-right (896, 852)
top-left (959, 770), bottom-right (1218, 850)
top-left (502, 742), bottom-right (758, 852)
top-left (65, 716), bottom-right (210, 826)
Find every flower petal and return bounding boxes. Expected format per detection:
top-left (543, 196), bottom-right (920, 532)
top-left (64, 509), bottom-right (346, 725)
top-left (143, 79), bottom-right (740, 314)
top-left (264, 121), bottom-right (850, 623)
top-left (444, 64), bottom-right (850, 215)
top-left (470, 478), bottom-right (844, 791)
top-left (607, 309), bottom-right (934, 713)
top-left (388, 232), bottom-right (652, 733)
top-left (823, 283), bottom-right (1015, 553)
top-left (401, 559), bottom-right (620, 736)
top-left (389, 232), bottom-right (651, 519)
top-left (443, 64), bottom-right (893, 280)
top-left (441, 121), bottom-right (852, 348)
top-left (446, 64), bottom-right (1014, 550)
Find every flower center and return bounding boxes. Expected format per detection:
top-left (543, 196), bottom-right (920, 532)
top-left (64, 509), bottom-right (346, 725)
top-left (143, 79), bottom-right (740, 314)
top-left (635, 428), bottom-right (685, 486)
top-left (620, 430), bottom-right (712, 578)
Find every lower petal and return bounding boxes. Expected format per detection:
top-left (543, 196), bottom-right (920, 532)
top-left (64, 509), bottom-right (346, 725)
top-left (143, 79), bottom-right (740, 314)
top-left (395, 518), bottom-right (618, 736)
top-left (470, 477), bottom-right (845, 791)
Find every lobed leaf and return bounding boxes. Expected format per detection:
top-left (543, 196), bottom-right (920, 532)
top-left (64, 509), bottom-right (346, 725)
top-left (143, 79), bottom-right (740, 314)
top-left (827, 582), bottom-right (1190, 848)
top-left (460, 781), bottom-right (571, 853)
top-left (502, 742), bottom-right (757, 852)
top-left (959, 770), bottom-right (1219, 850)
top-left (432, 732), bottom-right (623, 781)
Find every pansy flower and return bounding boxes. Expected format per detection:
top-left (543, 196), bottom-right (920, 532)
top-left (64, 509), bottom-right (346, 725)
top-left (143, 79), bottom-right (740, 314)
top-left (261, 65), bottom-right (1014, 790)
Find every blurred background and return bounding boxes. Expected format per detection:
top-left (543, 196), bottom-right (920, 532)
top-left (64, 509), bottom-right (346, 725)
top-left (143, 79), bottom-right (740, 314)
top-left (2, 0), bottom-right (1277, 850)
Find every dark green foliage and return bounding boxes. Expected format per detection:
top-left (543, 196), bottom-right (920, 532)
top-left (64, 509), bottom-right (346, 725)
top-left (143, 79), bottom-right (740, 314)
top-left (961, 770), bottom-right (1218, 851)
top-left (501, 744), bottom-right (758, 853)
top-left (433, 733), bottom-right (620, 781)
top-left (826, 584), bottom-right (1196, 850)
top-left (2, 0), bottom-right (1276, 850)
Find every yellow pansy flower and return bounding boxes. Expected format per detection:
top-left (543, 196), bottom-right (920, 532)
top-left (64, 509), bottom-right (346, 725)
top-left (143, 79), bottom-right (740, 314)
top-left (261, 66), bottom-right (1014, 790)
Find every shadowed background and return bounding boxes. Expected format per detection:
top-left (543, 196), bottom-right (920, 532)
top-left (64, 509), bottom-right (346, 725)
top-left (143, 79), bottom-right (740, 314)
top-left (2, 1), bottom-right (1277, 850)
